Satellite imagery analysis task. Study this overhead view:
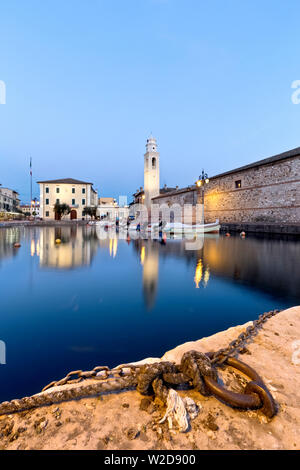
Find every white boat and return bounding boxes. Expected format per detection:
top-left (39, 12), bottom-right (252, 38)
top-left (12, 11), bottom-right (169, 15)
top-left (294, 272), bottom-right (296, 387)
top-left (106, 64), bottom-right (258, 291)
top-left (95, 220), bottom-right (115, 228)
top-left (163, 220), bottom-right (220, 234)
top-left (129, 220), bottom-right (220, 234)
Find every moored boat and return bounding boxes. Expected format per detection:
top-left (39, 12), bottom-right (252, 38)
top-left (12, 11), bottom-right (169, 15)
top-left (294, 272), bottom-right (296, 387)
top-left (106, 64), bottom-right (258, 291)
top-left (163, 220), bottom-right (220, 234)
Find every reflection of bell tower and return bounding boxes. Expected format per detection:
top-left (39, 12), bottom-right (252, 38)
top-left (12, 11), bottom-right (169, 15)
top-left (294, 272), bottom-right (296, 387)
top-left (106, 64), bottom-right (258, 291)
top-left (144, 135), bottom-right (160, 208)
top-left (142, 243), bottom-right (159, 310)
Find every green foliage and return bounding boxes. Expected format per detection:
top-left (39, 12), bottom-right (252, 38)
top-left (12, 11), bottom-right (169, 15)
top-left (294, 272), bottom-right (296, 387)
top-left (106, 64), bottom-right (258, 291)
top-left (53, 202), bottom-right (71, 219)
top-left (83, 206), bottom-right (97, 219)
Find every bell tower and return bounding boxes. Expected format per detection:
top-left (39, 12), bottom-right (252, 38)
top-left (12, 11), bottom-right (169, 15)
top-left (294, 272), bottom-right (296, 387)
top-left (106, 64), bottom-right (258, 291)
top-left (144, 135), bottom-right (160, 207)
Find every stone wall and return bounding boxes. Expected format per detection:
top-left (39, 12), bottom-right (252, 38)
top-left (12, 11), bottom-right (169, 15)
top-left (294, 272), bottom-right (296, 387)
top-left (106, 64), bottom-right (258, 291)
top-left (152, 155), bottom-right (300, 224)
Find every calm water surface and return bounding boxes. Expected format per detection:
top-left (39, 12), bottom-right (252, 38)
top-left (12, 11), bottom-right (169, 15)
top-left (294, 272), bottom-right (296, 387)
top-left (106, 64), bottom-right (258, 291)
top-left (0, 225), bottom-right (299, 401)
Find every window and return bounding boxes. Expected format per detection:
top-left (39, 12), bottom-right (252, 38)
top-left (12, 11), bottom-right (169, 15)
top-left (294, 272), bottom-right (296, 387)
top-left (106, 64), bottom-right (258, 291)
top-left (45, 187), bottom-right (49, 193)
top-left (72, 188), bottom-right (75, 194)
top-left (82, 199), bottom-right (86, 205)
top-left (56, 199), bottom-right (60, 204)
top-left (72, 199), bottom-right (75, 205)
top-left (45, 211), bottom-right (49, 217)
top-left (235, 180), bottom-right (242, 189)
top-left (152, 157), bottom-right (156, 169)
top-left (82, 188), bottom-right (86, 194)
top-left (56, 187), bottom-right (60, 193)
top-left (46, 199), bottom-right (49, 205)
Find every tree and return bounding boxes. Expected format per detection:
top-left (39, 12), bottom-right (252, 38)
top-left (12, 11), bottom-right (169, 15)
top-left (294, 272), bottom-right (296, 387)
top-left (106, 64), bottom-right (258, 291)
top-left (83, 206), bottom-right (97, 219)
top-left (53, 202), bottom-right (71, 220)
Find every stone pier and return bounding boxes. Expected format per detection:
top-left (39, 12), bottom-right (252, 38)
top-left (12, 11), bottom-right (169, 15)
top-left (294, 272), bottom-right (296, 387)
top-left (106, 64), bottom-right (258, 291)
top-left (0, 306), bottom-right (299, 450)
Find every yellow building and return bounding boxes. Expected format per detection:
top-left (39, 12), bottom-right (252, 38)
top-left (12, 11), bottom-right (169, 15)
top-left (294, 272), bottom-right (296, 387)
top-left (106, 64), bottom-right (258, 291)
top-left (38, 178), bottom-right (98, 220)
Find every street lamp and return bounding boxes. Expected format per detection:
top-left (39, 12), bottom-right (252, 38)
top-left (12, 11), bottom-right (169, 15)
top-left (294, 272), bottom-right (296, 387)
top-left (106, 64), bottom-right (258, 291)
top-left (195, 170), bottom-right (209, 205)
top-left (31, 197), bottom-right (37, 216)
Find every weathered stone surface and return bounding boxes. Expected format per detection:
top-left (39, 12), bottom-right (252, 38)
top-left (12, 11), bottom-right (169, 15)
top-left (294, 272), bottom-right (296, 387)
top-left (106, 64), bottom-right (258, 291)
top-left (0, 306), bottom-right (299, 450)
top-left (152, 154), bottom-right (300, 224)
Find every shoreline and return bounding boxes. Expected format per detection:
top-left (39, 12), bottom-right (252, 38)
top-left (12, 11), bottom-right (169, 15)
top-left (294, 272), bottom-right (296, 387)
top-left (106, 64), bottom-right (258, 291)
top-left (0, 220), bottom-right (89, 228)
top-left (220, 222), bottom-right (300, 236)
top-left (1, 219), bottom-right (300, 236)
top-left (0, 306), bottom-right (299, 450)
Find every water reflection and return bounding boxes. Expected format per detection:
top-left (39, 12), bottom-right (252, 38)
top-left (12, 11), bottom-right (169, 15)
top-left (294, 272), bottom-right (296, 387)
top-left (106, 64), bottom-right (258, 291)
top-left (38, 226), bottom-right (99, 269)
top-left (194, 259), bottom-right (210, 288)
top-left (1, 226), bottom-right (299, 307)
top-left (132, 233), bottom-right (300, 307)
top-left (0, 228), bottom-right (21, 264)
top-left (109, 238), bottom-right (118, 258)
top-left (137, 241), bottom-right (159, 310)
top-left (203, 235), bottom-right (300, 299)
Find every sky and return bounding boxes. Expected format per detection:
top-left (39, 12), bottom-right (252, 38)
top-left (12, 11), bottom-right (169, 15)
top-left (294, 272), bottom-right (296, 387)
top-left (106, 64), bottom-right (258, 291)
top-left (1, 0), bottom-right (300, 203)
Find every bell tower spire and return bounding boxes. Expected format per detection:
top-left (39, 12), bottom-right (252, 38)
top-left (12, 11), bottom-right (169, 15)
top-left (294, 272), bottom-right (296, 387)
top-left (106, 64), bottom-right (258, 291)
top-left (144, 135), bottom-right (160, 207)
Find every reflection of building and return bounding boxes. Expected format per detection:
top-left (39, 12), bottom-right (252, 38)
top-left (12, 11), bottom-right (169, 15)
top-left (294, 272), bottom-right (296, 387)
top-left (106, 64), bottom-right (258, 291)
top-left (38, 178), bottom-right (98, 220)
top-left (143, 243), bottom-right (159, 310)
top-left (203, 235), bottom-right (300, 298)
top-left (39, 226), bottom-right (98, 269)
top-left (0, 228), bottom-right (20, 263)
top-left (134, 240), bottom-right (159, 310)
top-left (133, 233), bottom-right (300, 306)
top-left (194, 258), bottom-right (210, 288)
top-left (141, 235), bottom-right (300, 300)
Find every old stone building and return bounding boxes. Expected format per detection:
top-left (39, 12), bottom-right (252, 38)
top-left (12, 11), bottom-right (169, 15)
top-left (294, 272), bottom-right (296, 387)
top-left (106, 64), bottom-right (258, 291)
top-left (151, 146), bottom-right (300, 224)
top-left (0, 186), bottom-right (20, 213)
top-left (38, 178), bottom-right (98, 220)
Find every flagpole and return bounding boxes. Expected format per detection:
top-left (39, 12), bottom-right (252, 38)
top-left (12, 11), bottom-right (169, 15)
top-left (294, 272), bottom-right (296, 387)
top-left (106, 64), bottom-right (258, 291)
top-left (30, 157), bottom-right (32, 211)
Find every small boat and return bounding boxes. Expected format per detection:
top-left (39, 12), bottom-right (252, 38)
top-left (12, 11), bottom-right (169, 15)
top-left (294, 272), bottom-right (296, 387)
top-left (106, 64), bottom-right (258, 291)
top-left (128, 220), bottom-right (220, 235)
top-left (95, 220), bottom-right (115, 229)
top-left (163, 220), bottom-right (220, 234)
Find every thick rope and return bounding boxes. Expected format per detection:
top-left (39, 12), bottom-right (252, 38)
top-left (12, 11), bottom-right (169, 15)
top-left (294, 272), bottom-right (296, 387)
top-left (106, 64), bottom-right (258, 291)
top-left (159, 389), bottom-right (189, 432)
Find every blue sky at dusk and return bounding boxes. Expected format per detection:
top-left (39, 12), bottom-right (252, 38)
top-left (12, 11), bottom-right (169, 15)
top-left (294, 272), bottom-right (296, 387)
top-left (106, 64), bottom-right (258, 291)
top-left (1, 0), bottom-right (300, 203)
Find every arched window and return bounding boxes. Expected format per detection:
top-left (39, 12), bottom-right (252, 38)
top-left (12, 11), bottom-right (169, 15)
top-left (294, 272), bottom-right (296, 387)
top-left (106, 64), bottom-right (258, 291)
top-left (152, 157), bottom-right (156, 169)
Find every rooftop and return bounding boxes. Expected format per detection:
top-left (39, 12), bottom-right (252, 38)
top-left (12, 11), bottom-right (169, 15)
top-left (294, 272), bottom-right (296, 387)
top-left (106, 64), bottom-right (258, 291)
top-left (37, 178), bottom-right (93, 185)
top-left (210, 145), bottom-right (300, 180)
top-left (133, 186), bottom-right (177, 197)
top-left (153, 145), bottom-right (300, 199)
top-left (0, 187), bottom-right (19, 195)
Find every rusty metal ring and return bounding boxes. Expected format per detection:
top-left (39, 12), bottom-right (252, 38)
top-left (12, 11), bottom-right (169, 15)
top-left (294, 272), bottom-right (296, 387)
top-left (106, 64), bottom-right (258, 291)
top-left (244, 381), bottom-right (276, 418)
top-left (204, 354), bottom-right (276, 418)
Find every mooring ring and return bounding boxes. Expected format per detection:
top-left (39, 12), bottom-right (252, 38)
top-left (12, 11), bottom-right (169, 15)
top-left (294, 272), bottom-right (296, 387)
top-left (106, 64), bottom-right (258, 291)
top-left (204, 354), bottom-right (276, 418)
